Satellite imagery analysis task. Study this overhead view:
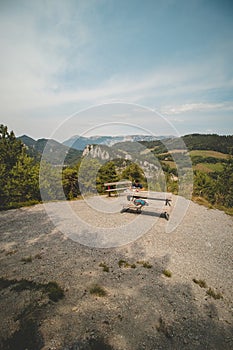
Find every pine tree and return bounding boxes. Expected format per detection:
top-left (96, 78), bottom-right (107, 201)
top-left (0, 125), bottom-right (23, 171)
top-left (62, 167), bottom-right (80, 199)
top-left (7, 153), bottom-right (40, 204)
top-left (0, 125), bottom-right (40, 209)
top-left (96, 161), bottom-right (119, 192)
top-left (121, 163), bottom-right (145, 184)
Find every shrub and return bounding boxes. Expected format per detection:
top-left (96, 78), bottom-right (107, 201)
top-left (137, 260), bottom-right (152, 268)
top-left (206, 288), bottom-right (223, 300)
top-left (162, 269), bottom-right (172, 277)
top-left (118, 259), bottom-right (127, 268)
top-left (192, 278), bottom-right (207, 288)
top-left (45, 281), bottom-right (64, 302)
top-left (118, 260), bottom-right (137, 268)
top-left (89, 284), bottom-right (107, 297)
top-left (99, 263), bottom-right (109, 272)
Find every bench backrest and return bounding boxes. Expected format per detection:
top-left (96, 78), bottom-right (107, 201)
top-left (104, 180), bottom-right (132, 187)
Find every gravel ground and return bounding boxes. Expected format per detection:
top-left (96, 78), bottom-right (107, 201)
top-left (0, 196), bottom-right (232, 350)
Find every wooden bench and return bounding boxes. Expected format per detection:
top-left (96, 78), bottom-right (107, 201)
top-left (104, 181), bottom-right (132, 197)
top-left (126, 190), bottom-right (172, 205)
top-left (122, 190), bottom-right (172, 219)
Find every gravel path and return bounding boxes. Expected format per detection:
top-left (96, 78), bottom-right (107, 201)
top-left (0, 197), bottom-right (232, 350)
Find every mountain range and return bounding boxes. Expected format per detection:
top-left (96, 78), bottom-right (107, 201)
top-left (18, 135), bottom-right (82, 165)
top-left (18, 134), bottom-right (172, 165)
top-left (18, 133), bottom-right (233, 166)
top-left (62, 134), bottom-right (172, 150)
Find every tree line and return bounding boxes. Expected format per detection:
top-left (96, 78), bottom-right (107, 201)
top-left (141, 134), bottom-right (233, 154)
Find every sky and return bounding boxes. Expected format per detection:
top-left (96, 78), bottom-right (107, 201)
top-left (0, 0), bottom-right (233, 141)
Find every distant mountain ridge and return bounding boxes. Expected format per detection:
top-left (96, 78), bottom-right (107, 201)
top-left (18, 135), bottom-right (82, 165)
top-left (62, 134), bottom-right (173, 150)
top-left (18, 133), bottom-right (233, 167)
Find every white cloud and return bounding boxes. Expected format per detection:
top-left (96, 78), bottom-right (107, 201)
top-left (0, 1), bottom-right (92, 112)
top-left (1, 1), bottom-right (233, 140)
top-left (0, 0), bottom-right (232, 115)
top-left (160, 102), bottom-right (233, 115)
top-left (1, 1), bottom-right (232, 116)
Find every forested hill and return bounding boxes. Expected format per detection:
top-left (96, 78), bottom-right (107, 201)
top-left (18, 135), bottom-right (82, 165)
top-left (140, 134), bottom-right (233, 154)
top-left (182, 134), bottom-right (233, 153)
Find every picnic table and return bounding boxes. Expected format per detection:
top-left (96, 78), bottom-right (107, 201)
top-left (104, 180), bottom-right (132, 197)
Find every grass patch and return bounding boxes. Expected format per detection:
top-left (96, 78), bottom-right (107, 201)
top-left (44, 281), bottom-right (65, 302)
top-left (21, 255), bottom-right (33, 263)
top-left (118, 259), bottom-right (127, 268)
top-left (189, 150), bottom-right (228, 159)
top-left (99, 263), bottom-right (110, 272)
top-left (2, 200), bottom-right (40, 210)
top-left (162, 269), bottom-right (172, 277)
top-left (137, 260), bottom-right (152, 268)
top-left (194, 163), bottom-right (224, 173)
top-left (89, 284), bottom-right (107, 297)
top-left (206, 288), bottom-right (223, 300)
top-left (162, 160), bottom-right (177, 169)
top-left (192, 197), bottom-right (233, 216)
top-left (192, 196), bottom-right (213, 209)
top-left (214, 205), bottom-right (233, 216)
top-left (118, 260), bottom-right (138, 268)
top-left (192, 278), bottom-right (207, 288)
top-left (118, 260), bottom-right (153, 269)
top-left (118, 260), bottom-right (131, 268)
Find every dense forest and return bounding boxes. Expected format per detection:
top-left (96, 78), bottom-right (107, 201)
top-left (140, 133), bottom-right (233, 154)
top-left (0, 125), bottom-right (233, 213)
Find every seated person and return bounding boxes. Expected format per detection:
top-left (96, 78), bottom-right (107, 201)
top-left (132, 179), bottom-right (144, 191)
top-left (133, 198), bottom-right (148, 206)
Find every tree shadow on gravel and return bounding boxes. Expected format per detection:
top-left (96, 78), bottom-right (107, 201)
top-left (133, 281), bottom-right (233, 350)
top-left (0, 315), bottom-right (44, 350)
top-left (45, 251), bottom-right (233, 350)
top-left (64, 338), bottom-right (114, 350)
top-left (0, 208), bottom-right (54, 237)
top-left (0, 208), bottom-right (57, 254)
top-left (0, 277), bottom-right (64, 350)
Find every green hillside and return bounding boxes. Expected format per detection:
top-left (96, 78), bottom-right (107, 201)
top-left (141, 134), bottom-right (233, 155)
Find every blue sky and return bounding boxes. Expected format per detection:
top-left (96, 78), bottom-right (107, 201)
top-left (0, 0), bottom-right (233, 141)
